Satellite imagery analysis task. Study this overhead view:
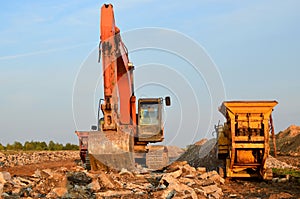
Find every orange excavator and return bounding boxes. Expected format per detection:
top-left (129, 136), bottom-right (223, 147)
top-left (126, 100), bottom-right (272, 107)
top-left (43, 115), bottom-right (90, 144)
top-left (76, 4), bottom-right (170, 171)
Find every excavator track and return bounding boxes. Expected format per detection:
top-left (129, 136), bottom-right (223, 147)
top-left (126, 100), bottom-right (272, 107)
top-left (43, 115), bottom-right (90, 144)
top-left (146, 145), bottom-right (169, 170)
top-left (85, 151), bottom-right (91, 170)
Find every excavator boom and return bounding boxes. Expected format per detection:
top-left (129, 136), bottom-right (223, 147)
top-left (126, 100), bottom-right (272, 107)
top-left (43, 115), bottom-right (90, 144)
top-left (100, 4), bottom-right (135, 128)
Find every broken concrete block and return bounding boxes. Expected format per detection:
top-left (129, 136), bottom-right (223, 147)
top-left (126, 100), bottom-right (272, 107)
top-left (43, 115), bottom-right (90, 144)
top-left (67, 172), bottom-right (92, 186)
top-left (146, 175), bottom-right (163, 188)
top-left (178, 177), bottom-right (195, 186)
top-left (95, 190), bottom-right (132, 198)
top-left (51, 187), bottom-right (68, 197)
top-left (199, 172), bottom-right (209, 179)
top-left (208, 172), bottom-right (224, 184)
top-left (87, 179), bottom-right (100, 191)
top-left (0, 172), bottom-right (11, 184)
top-left (197, 167), bottom-right (207, 174)
top-left (182, 164), bottom-right (197, 177)
top-left (119, 168), bottom-right (134, 178)
top-left (169, 169), bottom-right (183, 178)
top-left (98, 171), bottom-right (120, 189)
top-left (0, 183), bottom-right (3, 197)
top-left (201, 184), bottom-right (220, 195)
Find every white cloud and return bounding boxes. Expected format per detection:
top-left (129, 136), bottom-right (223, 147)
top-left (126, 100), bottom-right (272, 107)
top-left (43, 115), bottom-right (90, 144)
top-left (0, 42), bottom-right (95, 60)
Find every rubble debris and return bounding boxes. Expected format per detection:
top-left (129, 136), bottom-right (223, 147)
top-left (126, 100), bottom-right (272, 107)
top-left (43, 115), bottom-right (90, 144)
top-left (67, 171), bottom-right (92, 185)
top-left (0, 151), bottom-right (78, 167)
top-left (97, 171), bottom-right (120, 189)
top-left (119, 168), bottom-right (134, 178)
top-left (0, 152), bottom-right (6, 163)
top-left (0, 158), bottom-right (225, 199)
top-left (177, 138), bottom-right (224, 171)
top-left (166, 146), bottom-right (185, 163)
top-left (95, 190), bottom-right (133, 198)
top-left (0, 145), bottom-right (299, 198)
top-left (194, 138), bottom-right (208, 146)
top-left (0, 171), bottom-right (11, 184)
top-left (159, 161), bottom-right (224, 199)
top-left (269, 192), bottom-right (293, 199)
top-left (145, 175), bottom-right (162, 188)
top-left (266, 156), bottom-right (296, 169)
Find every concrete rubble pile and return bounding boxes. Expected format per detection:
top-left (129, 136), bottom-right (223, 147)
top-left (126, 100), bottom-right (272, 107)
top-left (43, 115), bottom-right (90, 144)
top-left (0, 151), bottom-right (78, 167)
top-left (0, 161), bottom-right (224, 199)
top-left (178, 138), bottom-right (224, 171)
top-left (266, 156), bottom-right (296, 169)
top-left (166, 146), bottom-right (185, 163)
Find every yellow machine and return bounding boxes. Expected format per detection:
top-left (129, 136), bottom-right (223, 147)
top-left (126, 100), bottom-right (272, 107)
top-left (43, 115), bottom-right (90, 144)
top-left (216, 101), bottom-right (278, 179)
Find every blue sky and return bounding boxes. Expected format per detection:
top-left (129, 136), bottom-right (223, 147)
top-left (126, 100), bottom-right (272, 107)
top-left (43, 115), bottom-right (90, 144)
top-left (0, 0), bottom-right (299, 147)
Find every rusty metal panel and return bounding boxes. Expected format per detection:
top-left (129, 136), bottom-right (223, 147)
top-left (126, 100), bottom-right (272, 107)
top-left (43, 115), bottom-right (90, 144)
top-left (234, 136), bottom-right (265, 142)
top-left (233, 143), bottom-right (265, 148)
top-left (220, 101), bottom-right (278, 118)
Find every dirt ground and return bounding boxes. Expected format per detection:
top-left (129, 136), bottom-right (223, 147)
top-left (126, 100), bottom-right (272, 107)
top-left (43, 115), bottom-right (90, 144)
top-left (1, 155), bottom-right (299, 198)
top-left (221, 178), bottom-right (300, 199)
top-left (220, 155), bottom-right (300, 199)
top-left (0, 158), bottom-right (78, 176)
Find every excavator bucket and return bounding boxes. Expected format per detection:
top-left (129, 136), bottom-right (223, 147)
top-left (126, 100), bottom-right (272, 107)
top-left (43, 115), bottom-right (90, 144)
top-left (88, 129), bottom-right (135, 171)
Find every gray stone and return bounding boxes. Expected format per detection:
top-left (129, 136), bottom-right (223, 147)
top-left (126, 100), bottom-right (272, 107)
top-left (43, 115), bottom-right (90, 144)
top-left (67, 172), bottom-right (92, 185)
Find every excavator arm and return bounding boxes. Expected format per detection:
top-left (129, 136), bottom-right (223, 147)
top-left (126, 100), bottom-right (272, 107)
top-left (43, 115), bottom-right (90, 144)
top-left (87, 4), bottom-right (136, 171)
top-left (100, 4), bottom-right (136, 130)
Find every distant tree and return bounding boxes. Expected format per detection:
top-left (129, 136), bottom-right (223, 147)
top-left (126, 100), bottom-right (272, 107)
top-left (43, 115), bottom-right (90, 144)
top-left (54, 143), bottom-right (63, 150)
top-left (24, 141), bottom-right (34, 150)
top-left (48, 141), bottom-right (55, 151)
top-left (40, 141), bottom-right (48, 150)
top-left (63, 143), bottom-right (79, 150)
top-left (13, 141), bottom-right (23, 150)
top-left (3, 140), bottom-right (78, 151)
top-left (35, 144), bottom-right (42, 151)
top-left (6, 143), bottom-right (13, 150)
top-left (33, 141), bottom-right (47, 150)
top-left (31, 141), bottom-right (39, 150)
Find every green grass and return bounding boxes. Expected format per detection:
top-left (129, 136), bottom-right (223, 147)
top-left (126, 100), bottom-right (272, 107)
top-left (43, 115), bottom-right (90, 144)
top-left (272, 168), bottom-right (300, 178)
top-left (1, 150), bottom-right (77, 155)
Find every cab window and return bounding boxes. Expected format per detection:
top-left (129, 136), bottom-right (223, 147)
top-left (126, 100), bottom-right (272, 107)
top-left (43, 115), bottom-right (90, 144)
top-left (140, 104), bottom-right (159, 125)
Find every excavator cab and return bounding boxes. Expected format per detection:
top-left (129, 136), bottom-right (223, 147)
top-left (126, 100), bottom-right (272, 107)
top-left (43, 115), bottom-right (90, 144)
top-left (137, 97), bottom-right (170, 142)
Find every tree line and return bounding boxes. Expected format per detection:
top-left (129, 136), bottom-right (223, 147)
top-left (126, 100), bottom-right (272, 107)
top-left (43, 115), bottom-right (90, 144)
top-left (0, 141), bottom-right (79, 151)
